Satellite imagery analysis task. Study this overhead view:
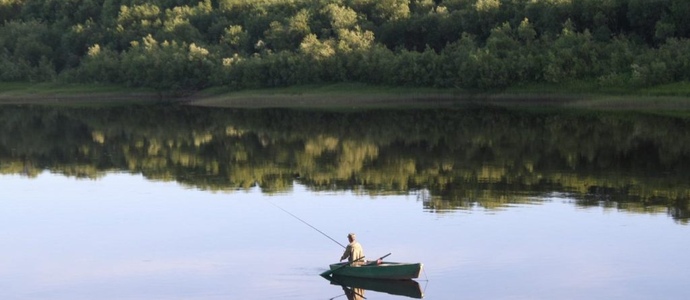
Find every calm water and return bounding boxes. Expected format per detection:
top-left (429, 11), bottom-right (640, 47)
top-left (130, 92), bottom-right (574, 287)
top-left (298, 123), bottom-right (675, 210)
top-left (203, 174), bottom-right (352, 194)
top-left (1, 105), bottom-right (689, 299)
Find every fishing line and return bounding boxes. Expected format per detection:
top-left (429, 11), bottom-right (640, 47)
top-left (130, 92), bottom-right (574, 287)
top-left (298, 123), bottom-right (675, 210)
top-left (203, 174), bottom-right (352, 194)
top-left (266, 199), bottom-right (346, 249)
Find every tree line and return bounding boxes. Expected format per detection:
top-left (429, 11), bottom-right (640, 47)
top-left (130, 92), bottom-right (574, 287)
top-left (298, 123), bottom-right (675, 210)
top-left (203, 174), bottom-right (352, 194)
top-left (1, 0), bottom-right (689, 92)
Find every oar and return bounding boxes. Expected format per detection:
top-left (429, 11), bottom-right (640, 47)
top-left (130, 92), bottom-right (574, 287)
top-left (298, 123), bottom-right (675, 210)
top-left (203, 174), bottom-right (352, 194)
top-left (376, 252), bottom-right (392, 263)
top-left (363, 252), bottom-right (392, 265)
top-left (320, 256), bottom-right (366, 277)
top-left (321, 252), bottom-right (393, 277)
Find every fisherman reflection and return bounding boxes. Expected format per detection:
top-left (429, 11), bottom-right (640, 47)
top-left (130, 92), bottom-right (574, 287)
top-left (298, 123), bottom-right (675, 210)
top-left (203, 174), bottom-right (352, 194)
top-left (342, 286), bottom-right (365, 300)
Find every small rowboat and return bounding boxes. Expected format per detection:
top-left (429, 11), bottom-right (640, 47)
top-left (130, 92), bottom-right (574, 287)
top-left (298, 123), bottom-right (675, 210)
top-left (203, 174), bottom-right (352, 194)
top-left (322, 261), bottom-right (423, 280)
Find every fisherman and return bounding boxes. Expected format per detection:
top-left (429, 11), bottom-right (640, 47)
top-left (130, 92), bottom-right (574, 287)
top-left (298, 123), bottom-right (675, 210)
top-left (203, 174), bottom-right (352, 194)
top-left (340, 233), bottom-right (365, 265)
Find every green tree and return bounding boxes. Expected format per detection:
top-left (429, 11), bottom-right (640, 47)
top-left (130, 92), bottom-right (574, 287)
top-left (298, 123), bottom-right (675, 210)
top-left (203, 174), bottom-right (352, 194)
top-left (323, 3), bottom-right (359, 31)
top-left (440, 33), bottom-right (480, 89)
top-left (75, 44), bottom-right (122, 84)
top-left (668, 0), bottom-right (690, 38)
top-left (373, 0), bottom-right (410, 23)
top-left (544, 19), bottom-right (602, 83)
top-left (119, 34), bottom-right (214, 92)
top-left (114, 3), bottom-right (163, 49)
top-left (655, 38), bottom-right (690, 82)
top-left (0, 0), bottom-right (22, 22)
top-left (264, 9), bottom-right (312, 51)
top-left (159, 5), bottom-right (205, 43)
top-left (220, 25), bottom-right (251, 55)
top-left (0, 20), bottom-right (58, 79)
top-left (626, 0), bottom-right (667, 43)
top-left (59, 20), bottom-right (105, 70)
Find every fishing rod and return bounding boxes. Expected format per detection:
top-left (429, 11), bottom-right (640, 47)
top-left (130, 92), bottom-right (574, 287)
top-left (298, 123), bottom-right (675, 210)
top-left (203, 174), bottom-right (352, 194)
top-left (266, 199), bottom-right (347, 249)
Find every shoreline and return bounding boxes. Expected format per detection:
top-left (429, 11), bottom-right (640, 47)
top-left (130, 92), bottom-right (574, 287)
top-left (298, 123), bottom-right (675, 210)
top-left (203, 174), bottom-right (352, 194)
top-left (1, 83), bottom-right (689, 112)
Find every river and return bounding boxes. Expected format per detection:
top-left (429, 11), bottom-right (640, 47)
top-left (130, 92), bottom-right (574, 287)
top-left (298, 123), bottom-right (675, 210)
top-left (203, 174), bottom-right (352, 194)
top-left (1, 104), bottom-right (688, 299)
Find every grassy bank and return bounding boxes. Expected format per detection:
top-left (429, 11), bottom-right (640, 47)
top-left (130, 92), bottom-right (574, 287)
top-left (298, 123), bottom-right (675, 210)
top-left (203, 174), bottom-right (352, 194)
top-left (194, 82), bottom-right (690, 114)
top-left (0, 82), bottom-right (161, 106)
top-left (191, 83), bottom-right (468, 109)
top-left (2, 81), bottom-right (690, 113)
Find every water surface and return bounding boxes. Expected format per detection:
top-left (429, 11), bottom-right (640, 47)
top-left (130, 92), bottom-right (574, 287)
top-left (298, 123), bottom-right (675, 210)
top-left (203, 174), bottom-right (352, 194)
top-left (1, 105), bottom-right (689, 299)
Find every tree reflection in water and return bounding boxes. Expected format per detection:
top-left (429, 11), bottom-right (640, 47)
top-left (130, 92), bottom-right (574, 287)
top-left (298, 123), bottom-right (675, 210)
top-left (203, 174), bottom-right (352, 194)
top-left (0, 104), bottom-right (688, 223)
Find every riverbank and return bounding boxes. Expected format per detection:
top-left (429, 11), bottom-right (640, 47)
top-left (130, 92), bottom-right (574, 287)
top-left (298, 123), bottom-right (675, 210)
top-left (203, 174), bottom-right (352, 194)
top-left (0, 82), bottom-right (162, 106)
top-left (2, 82), bottom-right (690, 112)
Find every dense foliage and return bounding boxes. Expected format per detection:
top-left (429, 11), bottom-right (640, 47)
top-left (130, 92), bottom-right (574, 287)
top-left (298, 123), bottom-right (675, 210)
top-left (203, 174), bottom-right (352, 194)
top-left (1, 105), bottom-right (689, 222)
top-left (1, 0), bottom-right (690, 92)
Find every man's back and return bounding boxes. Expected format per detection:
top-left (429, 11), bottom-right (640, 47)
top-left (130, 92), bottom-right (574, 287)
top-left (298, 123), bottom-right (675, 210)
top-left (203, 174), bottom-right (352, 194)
top-left (348, 241), bottom-right (364, 263)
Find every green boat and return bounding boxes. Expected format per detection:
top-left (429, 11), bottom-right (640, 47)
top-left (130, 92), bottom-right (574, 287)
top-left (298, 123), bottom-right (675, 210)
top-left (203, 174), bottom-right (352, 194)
top-left (322, 261), bottom-right (423, 280)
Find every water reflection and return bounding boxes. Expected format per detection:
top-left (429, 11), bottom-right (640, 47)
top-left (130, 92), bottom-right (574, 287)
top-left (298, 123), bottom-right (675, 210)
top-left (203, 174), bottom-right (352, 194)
top-left (323, 275), bottom-right (423, 299)
top-left (3, 172), bottom-right (687, 299)
top-left (0, 104), bottom-right (689, 223)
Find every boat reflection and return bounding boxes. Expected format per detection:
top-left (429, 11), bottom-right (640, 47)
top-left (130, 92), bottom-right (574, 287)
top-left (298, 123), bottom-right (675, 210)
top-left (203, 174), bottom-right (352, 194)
top-left (322, 274), bottom-right (424, 299)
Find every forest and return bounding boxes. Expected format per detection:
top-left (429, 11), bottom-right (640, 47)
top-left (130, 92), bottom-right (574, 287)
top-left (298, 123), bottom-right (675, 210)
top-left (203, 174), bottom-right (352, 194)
top-left (1, 0), bottom-right (689, 93)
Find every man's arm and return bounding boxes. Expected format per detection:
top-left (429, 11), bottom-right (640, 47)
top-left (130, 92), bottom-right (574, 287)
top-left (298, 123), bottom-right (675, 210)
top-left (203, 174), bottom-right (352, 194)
top-left (340, 244), bottom-right (351, 261)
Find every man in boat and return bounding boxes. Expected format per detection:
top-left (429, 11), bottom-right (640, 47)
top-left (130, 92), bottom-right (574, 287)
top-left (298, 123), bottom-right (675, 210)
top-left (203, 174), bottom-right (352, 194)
top-left (340, 233), bottom-right (365, 265)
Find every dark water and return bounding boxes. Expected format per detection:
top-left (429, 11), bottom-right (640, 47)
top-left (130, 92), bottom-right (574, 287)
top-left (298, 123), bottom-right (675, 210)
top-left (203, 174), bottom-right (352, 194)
top-left (1, 104), bottom-right (689, 299)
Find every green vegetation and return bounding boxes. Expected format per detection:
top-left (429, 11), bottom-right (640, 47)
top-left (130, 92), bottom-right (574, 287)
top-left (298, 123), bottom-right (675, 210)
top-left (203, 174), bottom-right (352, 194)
top-left (1, 105), bottom-right (688, 223)
top-left (193, 83), bottom-right (464, 108)
top-left (1, 0), bottom-right (690, 99)
top-left (0, 82), bottom-right (160, 105)
top-left (0, 82), bottom-right (145, 95)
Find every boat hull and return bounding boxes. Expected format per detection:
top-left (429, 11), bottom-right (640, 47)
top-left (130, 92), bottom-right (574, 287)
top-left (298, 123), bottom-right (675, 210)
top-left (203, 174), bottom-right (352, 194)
top-left (325, 261), bottom-right (423, 280)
